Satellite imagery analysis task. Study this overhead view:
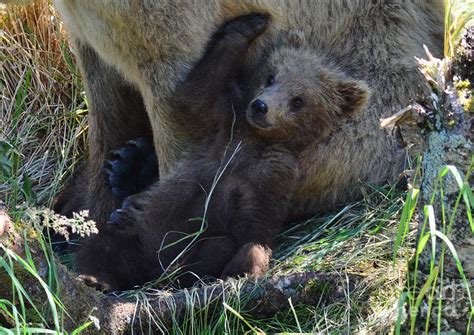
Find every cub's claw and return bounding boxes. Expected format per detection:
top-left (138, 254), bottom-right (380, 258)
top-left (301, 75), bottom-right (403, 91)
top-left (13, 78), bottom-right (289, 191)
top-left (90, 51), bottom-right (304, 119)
top-left (107, 208), bottom-right (126, 225)
top-left (127, 137), bottom-right (154, 153)
top-left (103, 136), bottom-right (159, 200)
top-left (106, 207), bottom-right (138, 238)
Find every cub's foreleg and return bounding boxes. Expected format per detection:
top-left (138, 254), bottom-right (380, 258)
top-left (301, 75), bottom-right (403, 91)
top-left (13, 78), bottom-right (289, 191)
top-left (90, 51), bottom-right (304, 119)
top-left (172, 13), bottom-right (270, 140)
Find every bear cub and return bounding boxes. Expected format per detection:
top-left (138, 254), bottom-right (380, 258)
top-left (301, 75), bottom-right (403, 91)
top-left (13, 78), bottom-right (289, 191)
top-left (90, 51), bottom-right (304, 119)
top-left (75, 13), bottom-right (370, 291)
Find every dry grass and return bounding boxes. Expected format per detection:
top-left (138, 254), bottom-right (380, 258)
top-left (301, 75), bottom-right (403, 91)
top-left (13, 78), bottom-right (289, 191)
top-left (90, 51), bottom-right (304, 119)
top-left (1, 0), bottom-right (86, 208)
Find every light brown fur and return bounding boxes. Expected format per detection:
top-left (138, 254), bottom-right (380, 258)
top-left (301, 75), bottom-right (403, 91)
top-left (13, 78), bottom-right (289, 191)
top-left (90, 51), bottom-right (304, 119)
top-left (48, 1), bottom-right (444, 225)
top-left (74, 15), bottom-right (370, 290)
top-left (248, 46), bottom-right (370, 147)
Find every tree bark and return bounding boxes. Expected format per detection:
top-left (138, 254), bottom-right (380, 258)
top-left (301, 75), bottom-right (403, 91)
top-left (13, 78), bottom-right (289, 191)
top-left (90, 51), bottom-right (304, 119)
top-left (382, 28), bottom-right (473, 332)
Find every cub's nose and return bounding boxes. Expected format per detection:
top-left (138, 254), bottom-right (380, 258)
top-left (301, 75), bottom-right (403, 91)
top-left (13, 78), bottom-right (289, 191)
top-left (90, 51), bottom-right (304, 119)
top-left (251, 99), bottom-right (268, 114)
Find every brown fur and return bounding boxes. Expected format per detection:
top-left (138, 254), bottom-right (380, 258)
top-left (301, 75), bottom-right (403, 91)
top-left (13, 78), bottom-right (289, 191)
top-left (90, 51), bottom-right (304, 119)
top-left (46, 1), bottom-right (443, 228)
top-left (75, 14), bottom-right (369, 291)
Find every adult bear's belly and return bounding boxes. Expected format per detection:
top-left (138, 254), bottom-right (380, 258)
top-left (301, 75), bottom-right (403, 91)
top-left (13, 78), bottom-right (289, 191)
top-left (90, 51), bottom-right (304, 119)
top-left (54, 0), bottom-right (444, 215)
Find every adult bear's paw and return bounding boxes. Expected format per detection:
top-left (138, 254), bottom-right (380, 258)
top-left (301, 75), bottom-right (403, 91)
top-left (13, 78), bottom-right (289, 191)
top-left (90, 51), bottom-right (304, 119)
top-left (104, 136), bottom-right (159, 200)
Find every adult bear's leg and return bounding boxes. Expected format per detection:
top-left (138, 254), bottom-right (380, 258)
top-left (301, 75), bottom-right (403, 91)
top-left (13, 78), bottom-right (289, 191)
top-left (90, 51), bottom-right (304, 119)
top-left (55, 40), bottom-right (152, 226)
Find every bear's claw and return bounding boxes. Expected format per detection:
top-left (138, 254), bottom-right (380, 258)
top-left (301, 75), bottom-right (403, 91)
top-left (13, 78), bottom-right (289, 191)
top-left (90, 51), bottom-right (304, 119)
top-left (106, 207), bottom-right (139, 238)
top-left (104, 136), bottom-right (159, 200)
top-left (107, 208), bottom-right (125, 225)
top-left (127, 137), bottom-right (154, 153)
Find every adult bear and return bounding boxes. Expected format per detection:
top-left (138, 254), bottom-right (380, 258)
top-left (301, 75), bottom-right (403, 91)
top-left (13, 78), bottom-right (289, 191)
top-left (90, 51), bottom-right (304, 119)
top-left (48, 0), bottom-right (444, 225)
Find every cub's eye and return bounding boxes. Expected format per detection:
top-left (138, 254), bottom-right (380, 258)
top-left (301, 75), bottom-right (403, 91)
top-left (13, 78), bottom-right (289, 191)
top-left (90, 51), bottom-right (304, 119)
top-left (291, 97), bottom-right (304, 109)
top-left (265, 75), bottom-right (275, 87)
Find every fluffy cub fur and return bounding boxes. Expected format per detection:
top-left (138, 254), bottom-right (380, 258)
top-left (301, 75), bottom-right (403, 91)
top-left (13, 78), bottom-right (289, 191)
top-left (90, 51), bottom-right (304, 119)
top-left (75, 14), bottom-right (369, 291)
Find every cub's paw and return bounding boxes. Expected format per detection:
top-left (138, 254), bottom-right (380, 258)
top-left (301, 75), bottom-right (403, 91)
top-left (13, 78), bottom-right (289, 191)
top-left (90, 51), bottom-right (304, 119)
top-left (104, 137), bottom-right (159, 200)
top-left (219, 13), bottom-right (269, 42)
top-left (221, 243), bottom-right (271, 279)
top-left (106, 197), bottom-right (142, 238)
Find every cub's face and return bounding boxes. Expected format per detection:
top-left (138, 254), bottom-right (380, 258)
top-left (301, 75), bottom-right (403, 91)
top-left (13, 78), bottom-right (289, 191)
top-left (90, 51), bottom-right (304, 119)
top-left (246, 72), bottom-right (310, 130)
top-left (246, 47), bottom-right (369, 144)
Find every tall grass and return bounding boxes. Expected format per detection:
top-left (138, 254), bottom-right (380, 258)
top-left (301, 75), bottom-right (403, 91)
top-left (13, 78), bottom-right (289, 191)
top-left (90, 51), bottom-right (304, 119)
top-left (1, 1), bottom-right (89, 332)
top-left (0, 210), bottom-right (93, 333)
top-left (394, 160), bottom-right (473, 334)
top-left (444, 0), bottom-right (474, 57)
top-left (1, 1), bottom-right (87, 209)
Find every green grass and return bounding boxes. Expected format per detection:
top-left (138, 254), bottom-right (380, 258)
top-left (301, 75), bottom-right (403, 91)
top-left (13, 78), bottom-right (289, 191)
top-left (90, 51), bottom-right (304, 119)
top-left (117, 184), bottom-right (410, 333)
top-left (444, 0), bottom-right (474, 57)
top-left (394, 159), bottom-right (474, 334)
top-left (0, 184), bottom-right (411, 333)
top-left (0, 218), bottom-right (93, 334)
top-left (1, 2), bottom-right (90, 333)
top-left (1, 0), bottom-right (473, 333)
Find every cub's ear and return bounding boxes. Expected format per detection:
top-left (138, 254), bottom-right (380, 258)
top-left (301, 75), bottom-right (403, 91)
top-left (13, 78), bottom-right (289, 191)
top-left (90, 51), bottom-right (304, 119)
top-left (337, 79), bottom-right (370, 117)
